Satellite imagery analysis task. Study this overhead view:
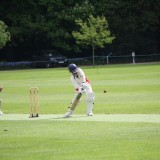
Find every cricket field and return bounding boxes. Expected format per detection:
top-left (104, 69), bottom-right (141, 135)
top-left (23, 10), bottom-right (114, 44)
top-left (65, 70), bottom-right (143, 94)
top-left (0, 63), bottom-right (160, 160)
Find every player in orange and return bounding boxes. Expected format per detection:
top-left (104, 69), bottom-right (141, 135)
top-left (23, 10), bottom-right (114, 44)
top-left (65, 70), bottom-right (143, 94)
top-left (0, 85), bottom-right (3, 115)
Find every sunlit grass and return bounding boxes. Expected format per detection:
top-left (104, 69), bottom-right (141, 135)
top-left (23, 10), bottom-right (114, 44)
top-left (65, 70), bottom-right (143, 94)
top-left (0, 63), bottom-right (160, 114)
top-left (0, 63), bottom-right (160, 160)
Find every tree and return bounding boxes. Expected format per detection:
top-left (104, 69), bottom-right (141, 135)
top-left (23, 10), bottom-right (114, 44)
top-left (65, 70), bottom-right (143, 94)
top-left (92, 0), bottom-right (160, 55)
top-left (0, 0), bottom-right (94, 60)
top-left (41, 0), bottom-right (94, 52)
top-left (72, 15), bottom-right (115, 65)
top-left (0, 20), bottom-right (10, 49)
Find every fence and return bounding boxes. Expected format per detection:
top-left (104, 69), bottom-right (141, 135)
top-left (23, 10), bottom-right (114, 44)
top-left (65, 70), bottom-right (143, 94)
top-left (0, 54), bottom-right (160, 69)
top-left (68, 54), bottom-right (160, 65)
top-left (0, 61), bottom-right (32, 70)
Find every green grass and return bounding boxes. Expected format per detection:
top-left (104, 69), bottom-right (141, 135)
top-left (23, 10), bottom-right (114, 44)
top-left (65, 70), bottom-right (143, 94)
top-left (0, 121), bottom-right (160, 160)
top-left (0, 63), bottom-right (160, 114)
top-left (0, 63), bottom-right (160, 160)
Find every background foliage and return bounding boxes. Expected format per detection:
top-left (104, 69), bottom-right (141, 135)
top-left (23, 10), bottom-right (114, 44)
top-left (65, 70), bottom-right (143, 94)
top-left (0, 20), bottom-right (10, 49)
top-left (0, 0), bottom-right (160, 61)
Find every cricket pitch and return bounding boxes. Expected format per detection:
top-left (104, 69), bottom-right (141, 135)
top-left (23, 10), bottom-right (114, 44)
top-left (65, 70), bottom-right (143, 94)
top-left (0, 114), bottom-right (160, 123)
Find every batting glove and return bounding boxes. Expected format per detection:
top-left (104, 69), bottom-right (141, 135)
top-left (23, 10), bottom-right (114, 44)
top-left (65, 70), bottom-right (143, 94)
top-left (79, 87), bottom-right (85, 94)
top-left (82, 82), bottom-right (87, 90)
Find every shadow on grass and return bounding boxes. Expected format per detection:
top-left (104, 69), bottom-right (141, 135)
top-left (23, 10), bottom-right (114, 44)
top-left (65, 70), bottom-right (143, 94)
top-left (51, 115), bottom-right (87, 120)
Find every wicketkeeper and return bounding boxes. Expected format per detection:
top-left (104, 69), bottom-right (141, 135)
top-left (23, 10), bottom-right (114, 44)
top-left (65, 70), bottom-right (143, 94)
top-left (64, 64), bottom-right (95, 117)
top-left (0, 85), bottom-right (3, 115)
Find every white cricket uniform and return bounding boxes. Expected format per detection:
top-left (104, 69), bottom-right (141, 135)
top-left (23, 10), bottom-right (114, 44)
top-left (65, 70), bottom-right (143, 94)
top-left (70, 68), bottom-right (95, 115)
top-left (70, 68), bottom-right (92, 93)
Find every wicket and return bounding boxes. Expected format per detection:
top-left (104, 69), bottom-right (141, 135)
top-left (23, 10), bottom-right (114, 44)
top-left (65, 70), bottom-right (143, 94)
top-left (29, 87), bottom-right (39, 118)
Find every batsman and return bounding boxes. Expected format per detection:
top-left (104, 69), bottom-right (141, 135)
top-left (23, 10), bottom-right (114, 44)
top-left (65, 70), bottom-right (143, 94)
top-left (64, 64), bottom-right (95, 117)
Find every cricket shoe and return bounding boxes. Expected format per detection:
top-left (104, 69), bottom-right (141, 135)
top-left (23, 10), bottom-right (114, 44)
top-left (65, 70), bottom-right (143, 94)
top-left (0, 111), bottom-right (4, 115)
top-left (64, 110), bottom-right (73, 118)
top-left (87, 112), bottom-right (93, 116)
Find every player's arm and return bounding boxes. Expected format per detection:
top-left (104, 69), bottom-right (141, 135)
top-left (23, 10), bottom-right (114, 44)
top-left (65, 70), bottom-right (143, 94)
top-left (70, 76), bottom-right (82, 92)
top-left (78, 69), bottom-right (88, 90)
top-left (78, 69), bottom-right (86, 83)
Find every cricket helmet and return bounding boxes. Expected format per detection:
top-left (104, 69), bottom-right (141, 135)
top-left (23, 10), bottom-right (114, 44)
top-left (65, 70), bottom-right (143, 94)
top-left (68, 63), bottom-right (77, 73)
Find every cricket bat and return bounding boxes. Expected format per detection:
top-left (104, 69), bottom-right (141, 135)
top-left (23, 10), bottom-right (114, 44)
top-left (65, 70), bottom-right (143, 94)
top-left (69, 92), bottom-right (82, 111)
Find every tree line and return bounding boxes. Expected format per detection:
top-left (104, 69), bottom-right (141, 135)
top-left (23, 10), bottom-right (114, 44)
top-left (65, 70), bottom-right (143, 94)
top-left (0, 0), bottom-right (160, 61)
